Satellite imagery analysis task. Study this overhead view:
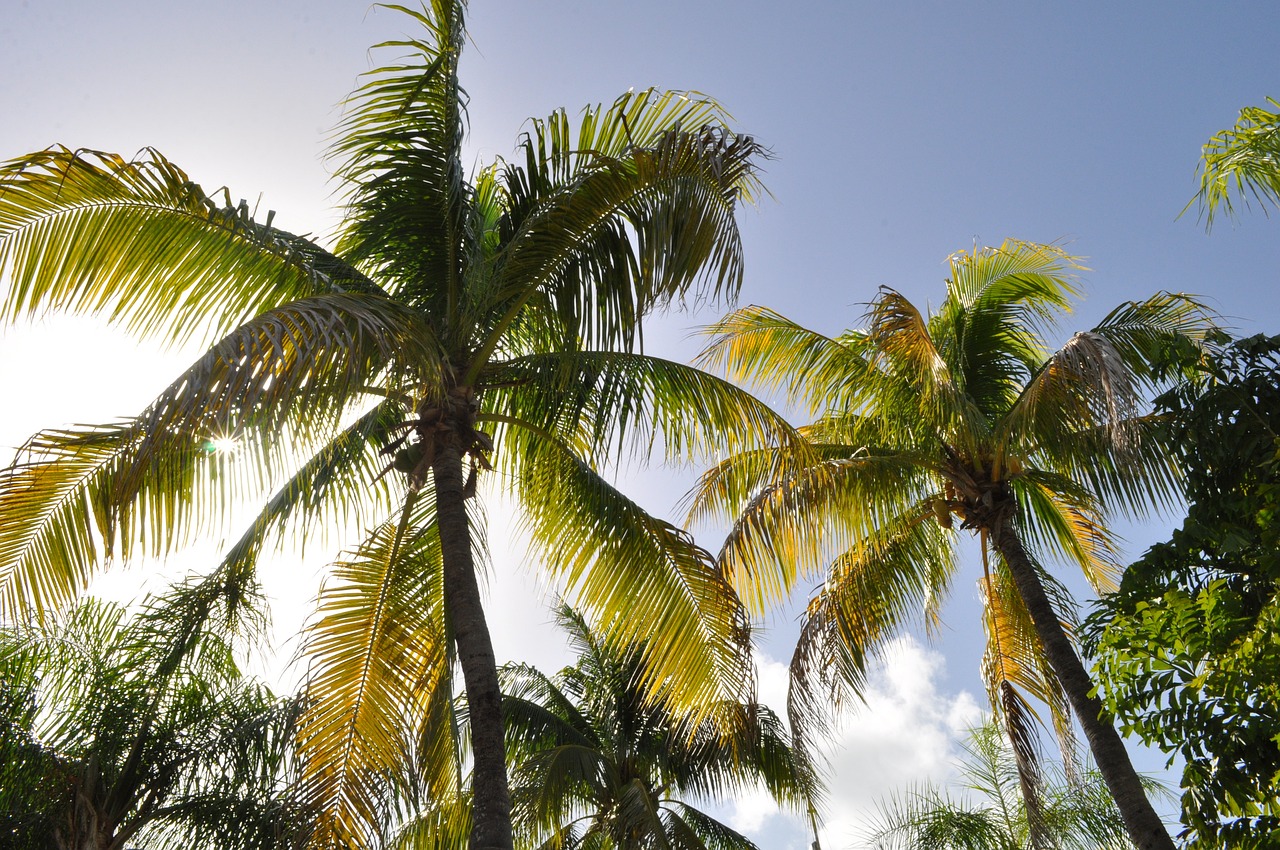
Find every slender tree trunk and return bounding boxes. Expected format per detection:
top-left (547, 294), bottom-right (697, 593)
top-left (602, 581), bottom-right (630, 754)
top-left (431, 442), bottom-right (513, 850)
top-left (991, 526), bottom-right (1174, 850)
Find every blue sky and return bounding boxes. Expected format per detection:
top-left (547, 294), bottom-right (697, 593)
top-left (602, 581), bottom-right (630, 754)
top-left (3, 1), bottom-right (1278, 845)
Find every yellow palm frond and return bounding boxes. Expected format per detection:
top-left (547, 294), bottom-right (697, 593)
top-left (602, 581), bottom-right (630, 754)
top-left (788, 510), bottom-right (955, 761)
top-left (695, 305), bottom-right (872, 415)
top-left (297, 496), bottom-right (456, 849)
top-left (511, 431), bottom-right (752, 720)
top-left (0, 146), bottom-right (362, 347)
top-left (979, 562), bottom-right (1075, 770)
top-left (712, 447), bottom-right (933, 614)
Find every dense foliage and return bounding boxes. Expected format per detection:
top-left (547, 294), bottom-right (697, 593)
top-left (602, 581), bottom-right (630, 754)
top-left (0, 3), bottom-right (775, 847)
top-left (1087, 333), bottom-right (1280, 848)
top-left (0, 581), bottom-right (300, 850)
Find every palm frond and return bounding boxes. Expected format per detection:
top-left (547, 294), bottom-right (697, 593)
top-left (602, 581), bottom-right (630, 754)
top-left (1192, 97), bottom-right (1280, 227)
top-left (1013, 474), bottom-right (1120, 594)
top-left (788, 510), bottom-right (955, 768)
top-left (934, 241), bottom-right (1085, 421)
top-left (663, 801), bottom-right (760, 850)
top-left (0, 146), bottom-right (370, 346)
top-left (1088, 292), bottom-right (1218, 390)
top-left (511, 432), bottom-right (752, 720)
top-left (712, 446), bottom-right (934, 614)
top-left (866, 287), bottom-right (986, 457)
top-left (295, 496), bottom-right (455, 849)
top-left (213, 401), bottom-right (407, 610)
top-left (481, 100), bottom-right (765, 358)
top-left (330, 0), bottom-right (471, 309)
top-left (486, 350), bottom-right (803, 469)
top-left (695, 305), bottom-right (874, 416)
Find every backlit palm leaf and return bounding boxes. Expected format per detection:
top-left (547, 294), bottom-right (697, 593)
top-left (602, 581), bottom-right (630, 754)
top-left (297, 498), bottom-right (455, 849)
top-left (511, 433), bottom-right (750, 716)
top-left (0, 147), bottom-right (365, 346)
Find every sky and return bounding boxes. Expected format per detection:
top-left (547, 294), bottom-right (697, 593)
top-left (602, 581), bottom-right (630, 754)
top-left (3, 1), bottom-right (1279, 846)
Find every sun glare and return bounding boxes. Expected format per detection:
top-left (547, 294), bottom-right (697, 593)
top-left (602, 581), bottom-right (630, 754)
top-left (201, 435), bottom-right (240, 456)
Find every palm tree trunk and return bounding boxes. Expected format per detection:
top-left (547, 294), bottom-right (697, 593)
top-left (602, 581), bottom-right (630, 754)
top-left (991, 526), bottom-right (1174, 850)
top-left (431, 442), bottom-right (514, 850)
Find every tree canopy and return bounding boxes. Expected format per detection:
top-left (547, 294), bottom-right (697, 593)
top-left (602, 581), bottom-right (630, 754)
top-left (0, 3), bottom-right (778, 848)
top-left (1086, 333), bottom-right (1280, 849)
top-left (690, 240), bottom-right (1214, 850)
top-left (0, 580), bottom-right (300, 850)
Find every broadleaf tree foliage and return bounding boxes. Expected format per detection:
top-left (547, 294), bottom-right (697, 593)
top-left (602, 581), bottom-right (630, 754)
top-left (689, 240), bottom-right (1215, 850)
top-left (0, 3), bottom-right (782, 848)
top-left (1087, 333), bottom-right (1280, 848)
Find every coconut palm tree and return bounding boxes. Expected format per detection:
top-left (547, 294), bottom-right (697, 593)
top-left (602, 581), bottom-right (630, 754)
top-left (688, 240), bottom-right (1214, 850)
top-left (497, 605), bottom-right (816, 850)
top-left (0, 3), bottom-right (783, 847)
top-left (0, 580), bottom-right (301, 850)
top-left (861, 720), bottom-right (1159, 850)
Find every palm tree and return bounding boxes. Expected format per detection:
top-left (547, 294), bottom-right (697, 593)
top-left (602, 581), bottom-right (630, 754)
top-left (861, 720), bottom-right (1157, 850)
top-left (0, 580), bottom-right (301, 850)
top-left (0, 3), bottom-right (783, 847)
top-left (495, 605), bottom-right (815, 850)
top-left (688, 240), bottom-right (1214, 850)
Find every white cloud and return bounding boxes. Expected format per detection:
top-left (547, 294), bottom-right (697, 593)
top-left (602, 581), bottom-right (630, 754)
top-left (718, 636), bottom-right (983, 850)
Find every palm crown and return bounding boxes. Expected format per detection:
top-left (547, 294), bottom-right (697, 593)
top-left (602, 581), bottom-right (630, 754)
top-left (497, 605), bottom-right (814, 850)
top-left (0, 3), bottom-right (783, 848)
top-left (690, 240), bottom-right (1213, 850)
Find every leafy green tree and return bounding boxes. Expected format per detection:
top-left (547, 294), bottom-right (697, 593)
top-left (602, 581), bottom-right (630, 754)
top-left (689, 240), bottom-right (1214, 850)
top-left (1192, 97), bottom-right (1280, 226)
top-left (0, 3), bottom-right (779, 847)
top-left (497, 605), bottom-right (815, 850)
top-left (861, 720), bottom-right (1153, 850)
top-left (1086, 333), bottom-right (1280, 849)
top-left (0, 581), bottom-right (301, 850)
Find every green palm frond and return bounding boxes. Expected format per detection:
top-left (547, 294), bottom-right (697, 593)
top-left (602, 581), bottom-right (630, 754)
top-left (861, 720), bottom-right (1144, 850)
top-left (1192, 97), bottom-right (1280, 227)
top-left (498, 604), bottom-right (810, 850)
top-left (934, 242), bottom-right (1085, 421)
top-left (511, 433), bottom-right (751, 718)
top-left (487, 350), bottom-right (802, 468)
top-left (296, 496), bottom-right (455, 849)
top-left (1013, 473), bottom-right (1121, 593)
top-left (1088, 292), bottom-right (1217, 389)
top-left (0, 146), bottom-right (367, 346)
top-left (390, 793), bottom-right (473, 850)
top-left (331, 2), bottom-right (470, 309)
top-left (663, 801), bottom-right (759, 850)
top-left (866, 287), bottom-right (987, 457)
top-left (695, 305), bottom-right (873, 416)
top-left (482, 98), bottom-right (765, 360)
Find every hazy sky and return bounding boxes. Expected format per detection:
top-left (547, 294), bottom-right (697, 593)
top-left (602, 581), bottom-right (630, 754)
top-left (3, 1), bottom-right (1278, 846)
